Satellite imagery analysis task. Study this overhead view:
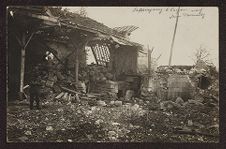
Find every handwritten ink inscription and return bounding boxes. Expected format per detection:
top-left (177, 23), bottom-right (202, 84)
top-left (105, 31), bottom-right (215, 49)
top-left (132, 7), bottom-right (205, 19)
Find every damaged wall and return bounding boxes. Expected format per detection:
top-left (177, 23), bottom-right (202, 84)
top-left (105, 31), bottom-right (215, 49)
top-left (46, 41), bottom-right (87, 70)
top-left (113, 45), bottom-right (138, 78)
top-left (137, 51), bottom-right (148, 74)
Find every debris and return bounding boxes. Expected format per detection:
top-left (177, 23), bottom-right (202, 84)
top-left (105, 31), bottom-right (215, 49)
top-left (174, 127), bottom-right (218, 138)
top-left (97, 100), bottom-right (107, 107)
top-left (131, 104), bottom-right (139, 111)
top-left (75, 94), bottom-right (80, 101)
top-left (114, 100), bottom-right (123, 106)
top-left (68, 93), bottom-right (71, 101)
top-left (18, 136), bottom-right (28, 142)
top-left (188, 99), bottom-right (204, 106)
top-left (109, 101), bottom-right (115, 105)
top-left (55, 92), bottom-right (65, 99)
top-left (62, 92), bottom-right (68, 100)
top-left (207, 124), bottom-right (219, 129)
top-left (125, 90), bottom-right (134, 101)
top-left (25, 130), bottom-right (32, 136)
top-left (160, 101), bottom-right (182, 111)
top-left (111, 122), bottom-right (120, 126)
top-left (95, 119), bottom-right (104, 125)
top-left (187, 120), bottom-right (193, 127)
top-left (61, 86), bottom-right (81, 95)
top-left (46, 126), bottom-right (53, 131)
top-left (108, 131), bottom-right (117, 137)
top-left (175, 97), bottom-right (184, 105)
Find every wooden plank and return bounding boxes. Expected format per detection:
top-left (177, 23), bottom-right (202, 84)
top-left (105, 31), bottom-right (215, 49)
top-left (100, 45), bottom-right (108, 62)
top-left (75, 46), bottom-right (79, 83)
top-left (24, 32), bottom-right (35, 49)
top-left (95, 45), bottom-right (102, 65)
top-left (55, 92), bottom-right (65, 99)
top-left (62, 92), bottom-right (68, 100)
top-left (90, 46), bottom-right (99, 65)
top-left (104, 45), bottom-right (111, 60)
top-left (68, 94), bottom-right (72, 101)
top-left (98, 45), bottom-right (106, 64)
top-left (19, 47), bottom-right (25, 94)
top-left (61, 86), bottom-right (82, 95)
top-left (93, 46), bottom-right (99, 64)
top-left (103, 45), bottom-right (110, 61)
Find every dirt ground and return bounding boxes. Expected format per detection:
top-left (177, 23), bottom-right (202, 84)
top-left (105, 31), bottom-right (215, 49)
top-left (7, 95), bottom-right (219, 143)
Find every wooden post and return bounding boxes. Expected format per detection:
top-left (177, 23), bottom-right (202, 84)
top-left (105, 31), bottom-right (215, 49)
top-left (75, 46), bottom-right (79, 84)
top-left (148, 46), bottom-right (154, 75)
top-left (18, 32), bottom-right (34, 100)
top-left (19, 47), bottom-right (26, 99)
top-left (148, 49), bottom-right (151, 75)
top-left (69, 33), bottom-right (93, 86)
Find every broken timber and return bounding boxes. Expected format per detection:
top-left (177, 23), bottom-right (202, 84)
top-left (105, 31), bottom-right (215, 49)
top-left (61, 86), bottom-right (81, 95)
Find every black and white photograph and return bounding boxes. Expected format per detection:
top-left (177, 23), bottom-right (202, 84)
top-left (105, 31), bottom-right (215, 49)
top-left (6, 6), bottom-right (219, 143)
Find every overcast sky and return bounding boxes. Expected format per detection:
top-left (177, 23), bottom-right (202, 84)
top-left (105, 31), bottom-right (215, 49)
top-left (66, 7), bottom-right (218, 67)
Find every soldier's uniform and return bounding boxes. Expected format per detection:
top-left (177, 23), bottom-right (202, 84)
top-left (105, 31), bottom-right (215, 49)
top-left (29, 65), bottom-right (46, 110)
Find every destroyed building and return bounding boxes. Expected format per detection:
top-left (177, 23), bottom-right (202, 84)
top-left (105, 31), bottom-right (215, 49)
top-left (6, 7), bottom-right (219, 143)
top-left (8, 6), bottom-right (147, 101)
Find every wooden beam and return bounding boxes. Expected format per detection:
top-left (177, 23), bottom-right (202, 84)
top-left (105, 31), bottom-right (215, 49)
top-left (19, 32), bottom-right (35, 100)
top-left (24, 32), bottom-right (34, 49)
top-left (74, 43), bottom-right (81, 84)
top-left (90, 46), bottom-right (98, 65)
top-left (103, 45), bottom-right (110, 61)
top-left (98, 45), bottom-right (106, 64)
top-left (20, 47), bottom-right (26, 94)
top-left (95, 45), bottom-right (102, 65)
top-left (101, 45), bottom-right (108, 62)
top-left (105, 45), bottom-right (111, 60)
top-left (93, 46), bottom-right (99, 63)
top-left (148, 46), bottom-right (154, 75)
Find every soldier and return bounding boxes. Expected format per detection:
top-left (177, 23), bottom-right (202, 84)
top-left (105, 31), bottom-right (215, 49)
top-left (29, 65), bottom-right (45, 110)
top-left (29, 51), bottom-right (55, 110)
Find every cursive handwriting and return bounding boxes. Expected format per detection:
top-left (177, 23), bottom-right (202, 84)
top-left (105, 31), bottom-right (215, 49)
top-left (132, 7), bottom-right (206, 19)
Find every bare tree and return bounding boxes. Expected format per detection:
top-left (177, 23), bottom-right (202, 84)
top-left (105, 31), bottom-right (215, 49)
top-left (192, 46), bottom-right (213, 65)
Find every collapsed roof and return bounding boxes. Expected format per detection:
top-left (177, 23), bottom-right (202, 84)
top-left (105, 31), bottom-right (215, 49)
top-left (9, 6), bottom-right (143, 47)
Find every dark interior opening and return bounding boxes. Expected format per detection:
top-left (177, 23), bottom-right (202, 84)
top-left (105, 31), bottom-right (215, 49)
top-left (198, 76), bottom-right (210, 89)
top-left (117, 90), bottom-right (123, 98)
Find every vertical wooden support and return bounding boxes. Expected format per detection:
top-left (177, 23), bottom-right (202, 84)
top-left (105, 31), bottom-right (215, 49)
top-left (19, 47), bottom-right (26, 94)
top-left (101, 45), bottom-right (108, 62)
top-left (95, 45), bottom-right (102, 65)
top-left (105, 45), bottom-right (110, 61)
top-left (148, 46), bottom-right (154, 75)
top-left (75, 46), bottom-right (79, 83)
top-left (148, 49), bottom-right (151, 75)
top-left (98, 45), bottom-right (105, 64)
top-left (103, 45), bottom-right (110, 61)
top-left (18, 32), bottom-right (34, 100)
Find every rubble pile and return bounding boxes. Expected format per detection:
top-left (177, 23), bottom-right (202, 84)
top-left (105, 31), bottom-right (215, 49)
top-left (9, 57), bottom-right (218, 142)
top-left (87, 65), bottom-right (114, 82)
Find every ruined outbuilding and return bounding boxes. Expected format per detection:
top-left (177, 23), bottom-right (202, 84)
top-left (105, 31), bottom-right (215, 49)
top-left (8, 6), bottom-right (145, 101)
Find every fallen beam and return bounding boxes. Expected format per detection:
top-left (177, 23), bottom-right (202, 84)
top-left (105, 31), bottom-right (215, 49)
top-left (61, 86), bottom-right (81, 95)
top-left (55, 92), bottom-right (65, 99)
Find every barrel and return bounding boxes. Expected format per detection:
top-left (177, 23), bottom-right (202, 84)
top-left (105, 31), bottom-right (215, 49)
top-left (167, 74), bottom-right (194, 100)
